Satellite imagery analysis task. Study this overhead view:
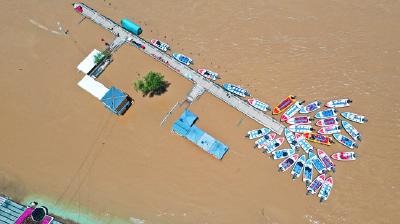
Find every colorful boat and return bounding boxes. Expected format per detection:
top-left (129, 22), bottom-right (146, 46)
top-left (318, 176), bottom-right (334, 202)
top-left (333, 133), bottom-right (358, 149)
top-left (172, 53), bottom-right (192, 65)
top-left (248, 98), bottom-right (271, 112)
top-left (318, 125), bottom-right (341, 135)
top-left (254, 133), bottom-right (277, 149)
top-left (288, 124), bottom-right (314, 133)
top-left (295, 133), bottom-right (314, 153)
top-left (246, 128), bottom-right (271, 139)
top-left (307, 174), bottom-right (326, 195)
top-left (342, 120), bottom-right (362, 141)
top-left (223, 83), bottom-right (250, 97)
top-left (341, 112), bottom-right (368, 124)
top-left (309, 151), bottom-right (327, 174)
top-left (316, 117), bottom-right (339, 127)
top-left (286, 116), bottom-right (313, 125)
top-left (284, 128), bottom-right (299, 149)
top-left (263, 137), bottom-right (285, 153)
top-left (280, 100), bottom-right (305, 121)
top-left (291, 154), bottom-right (306, 180)
top-left (150, 39), bottom-right (169, 52)
top-left (315, 108), bottom-right (337, 119)
top-left (317, 149), bottom-right (336, 173)
top-left (304, 133), bottom-right (333, 146)
top-left (331, 151), bottom-right (358, 161)
top-left (198, 68), bottom-right (219, 81)
top-left (299, 101), bottom-right (321, 114)
top-left (278, 154), bottom-right (299, 172)
top-left (325, 99), bottom-right (352, 108)
top-left (272, 95), bottom-right (296, 115)
top-left (271, 148), bottom-right (296, 160)
top-left (303, 159), bottom-right (313, 185)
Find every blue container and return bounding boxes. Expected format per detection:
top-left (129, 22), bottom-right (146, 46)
top-left (121, 19), bottom-right (142, 35)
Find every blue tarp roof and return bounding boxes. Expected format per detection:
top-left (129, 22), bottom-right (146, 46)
top-left (101, 86), bottom-right (128, 114)
top-left (178, 109), bottom-right (198, 127)
top-left (172, 109), bottom-right (228, 160)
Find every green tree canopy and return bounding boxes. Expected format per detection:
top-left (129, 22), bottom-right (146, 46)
top-left (134, 71), bottom-right (169, 97)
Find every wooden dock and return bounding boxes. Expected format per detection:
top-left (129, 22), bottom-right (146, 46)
top-left (73, 2), bottom-right (285, 134)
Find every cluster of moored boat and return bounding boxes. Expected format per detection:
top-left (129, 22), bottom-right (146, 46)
top-left (246, 97), bottom-right (367, 202)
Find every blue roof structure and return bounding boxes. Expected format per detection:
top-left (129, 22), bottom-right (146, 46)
top-left (172, 109), bottom-right (229, 160)
top-left (101, 86), bottom-right (131, 115)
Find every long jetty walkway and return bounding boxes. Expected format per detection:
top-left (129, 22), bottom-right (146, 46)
top-left (73, 2), bottom-right (285, 134)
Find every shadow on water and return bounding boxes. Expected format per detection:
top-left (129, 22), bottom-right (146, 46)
top-left (148, 81), bottom-right (171, 97)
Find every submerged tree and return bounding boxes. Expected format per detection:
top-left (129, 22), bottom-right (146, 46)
top-left (134, 71), bottom-right (169, 97)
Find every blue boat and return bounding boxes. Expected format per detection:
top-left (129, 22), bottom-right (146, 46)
top-left (173, 53), bottom-right (192, 66)
top-left (223, 83), bottom-right (250, 97)
top-left (315, 108), bottom-right (337, 119)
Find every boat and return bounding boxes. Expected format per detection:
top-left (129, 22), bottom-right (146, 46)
top-left (342, 120), bottom-right (362, 141)
top-left (295, 133), bottom-right (314, 153)
top-left (291, 154), bottom-right (306, 180)
top-left (278, 154), bottom-right (299, 172)
top-left (306, 174), bottom-right (326, 195)
top-left (318, 176), bottom-right (334, 202)
top-left (341, 112), bottom-right (368, 124)
top-left (303, 133), bottom-right (333, 146)
top-left (150, 39), bottom-right (169, 52)
top-left (272, 95), bottom-right (296, 115)
top-left (315, 108), bottom-right (337, 119)
top-left (299, 101), bottom-right (321, 114)
top-left (318, 125), bottom-right (341, 135)
top-left (316, 117), bottom-right (339, 127)
top-left (280, 100), bottom-right (305, 121)
top-left (172, 53), bottom-right (192, 66)
top-left (303, 159), bottom-right (313, 185)
top-left (288, 125), bottom-right (314, 133)
top-left (198, 68), bottom-right (219, 81)
top-left (284, 128), bottom-right (299, 149)
top-left (248, 98), bottom-right (271, 112)
top-left (223, 83), bottom-right (250, 97)
top-left (271, 148), bottom-right (296, 160)
top-left (333, 134), bottom-right (358, 149)
top-left (286, 116), bottom-right (313, 125)
top-left (331, 151), bottom-right (358, 161)
top-left (325, 99), bottom-right (352, 108)
top-left (309, 151), bottom-right (327, 174)
top-left (245, 128), bottom-right (271, 139)
top-left (263, 137), bottom-right (285, 153)
top-left (254, 133), bottom-right (276, 149)
top-left (317, 149), bottom-right (336, 172)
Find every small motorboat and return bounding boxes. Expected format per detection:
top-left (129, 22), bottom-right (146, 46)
top-left (172, 53), bottom-right (192, 66)
top-left (150, 39), bottom-right (169, 52)
top-left (198, 69), bottom-right (219, 81)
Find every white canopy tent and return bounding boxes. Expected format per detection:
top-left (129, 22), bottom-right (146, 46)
top-left (77, 75), bottom-right (109, 100)
top-left (77, 49), bottom-right (102, 74)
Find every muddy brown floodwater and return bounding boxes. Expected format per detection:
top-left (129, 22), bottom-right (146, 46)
top-left (0, 0), bottom-right (399, 223)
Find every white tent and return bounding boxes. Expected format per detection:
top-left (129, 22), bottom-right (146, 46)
top-left (77, 49), bottom-right (102, 74)
top-left (77, 75), bottom-right (109, 100)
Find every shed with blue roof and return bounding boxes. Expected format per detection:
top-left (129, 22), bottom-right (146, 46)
top-left (172, 109), bottom-right (229, 159)
top-left (101, 86), bottom-right (132, 115)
